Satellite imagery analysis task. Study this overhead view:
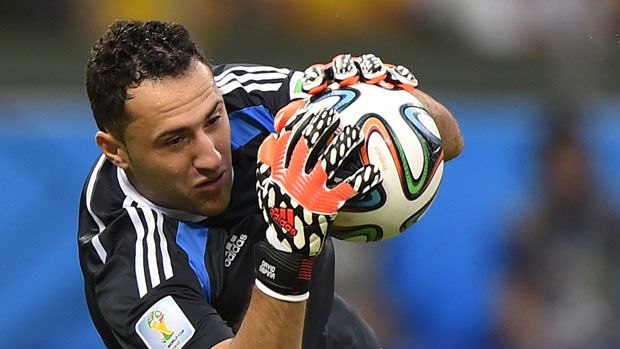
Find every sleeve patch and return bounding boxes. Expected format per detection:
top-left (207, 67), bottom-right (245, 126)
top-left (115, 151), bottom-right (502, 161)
top-left (136, 296), bottom-right (195, 349)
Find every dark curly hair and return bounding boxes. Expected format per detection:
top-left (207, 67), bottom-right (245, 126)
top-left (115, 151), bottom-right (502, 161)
top-left (85, 20), bottom-right (208, 142)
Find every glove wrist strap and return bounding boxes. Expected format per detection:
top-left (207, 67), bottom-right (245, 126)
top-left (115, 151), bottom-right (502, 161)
top-left (255, 280), bottom-right (309, 302)
top-left (254, 241), bottom-right (315, 302)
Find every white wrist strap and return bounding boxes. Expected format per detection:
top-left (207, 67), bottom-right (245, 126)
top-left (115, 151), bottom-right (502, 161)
top-left (255, 279), bottom-right (309, 303)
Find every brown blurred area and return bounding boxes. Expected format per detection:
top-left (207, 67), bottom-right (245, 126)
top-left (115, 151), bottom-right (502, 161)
top-left (2, 0), bottom-right (619, 94)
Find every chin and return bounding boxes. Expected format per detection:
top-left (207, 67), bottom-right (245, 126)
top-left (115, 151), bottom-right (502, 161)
top-left (191, 179), bottom-right (233, 216)
top-left (203, 203), bottom-right (228, 216)
top-left (196, 194), bottom-right (231, 216)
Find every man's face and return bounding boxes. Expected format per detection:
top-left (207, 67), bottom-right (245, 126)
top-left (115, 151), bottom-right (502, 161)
top-left (121, 61), bottom-right (233, 216)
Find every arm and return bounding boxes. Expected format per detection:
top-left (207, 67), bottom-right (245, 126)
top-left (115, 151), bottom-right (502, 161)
top-left (81, 187), bottom-right (302, 349)
top-left (214, 108), bottom-right (381, 349)
top-left (411, 89), bottom-right (463, 161)
top-left (213, 289), bottom-right (306, 349)
top-left (299, 54), bottom-right (464, 161)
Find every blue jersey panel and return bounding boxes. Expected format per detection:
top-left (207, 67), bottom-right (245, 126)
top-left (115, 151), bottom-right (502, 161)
top-left (229, 105), bottom-right (275, 150)
top-left (176, 222), bottom-right (212, 301)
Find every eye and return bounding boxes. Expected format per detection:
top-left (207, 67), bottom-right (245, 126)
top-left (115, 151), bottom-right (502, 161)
top-left (206, 115), bottom-right (221, 127)
top-left (167, 136), bottom-right (185, 147)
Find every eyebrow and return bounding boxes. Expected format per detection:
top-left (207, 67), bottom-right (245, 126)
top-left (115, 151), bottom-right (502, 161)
top-left (154, 100), bottom-right (224, 142)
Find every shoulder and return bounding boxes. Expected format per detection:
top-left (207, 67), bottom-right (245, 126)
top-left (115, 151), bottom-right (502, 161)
top-left (213, 63), bottom-right (291, 103)
top-left (77, 156), bottom-right (182, 295)
top-left (212, 63), bottom-right (292, 95)
top-left (212, 63), bottom-right (305, 114)
top-left (78, 155), bottom-right (126, 263)
top-left (77, 155), bottom-right (205, 286)
top-left (79, 154), bottom-right (124, 228)
top-left (77, 159), bottom-right (234, 347)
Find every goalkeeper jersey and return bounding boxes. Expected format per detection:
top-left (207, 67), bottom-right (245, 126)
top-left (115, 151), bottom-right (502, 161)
top-left (77, 63), bottom-right (379, 349)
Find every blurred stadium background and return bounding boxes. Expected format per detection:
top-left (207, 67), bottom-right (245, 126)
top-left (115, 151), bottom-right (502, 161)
top-left (1, 0), bottom-right (619, 348)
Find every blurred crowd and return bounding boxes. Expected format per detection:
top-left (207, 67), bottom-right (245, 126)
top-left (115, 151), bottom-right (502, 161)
top-left (336, 107), bottom-right (620, 349)
top-left (496, 111), bottom-right (620, 349)
top-left (1, 1), bottom-right (619, 348)
top-left (2, 0), bottom-right (619, 92)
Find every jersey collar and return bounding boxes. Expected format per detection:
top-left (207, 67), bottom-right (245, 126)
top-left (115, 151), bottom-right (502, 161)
top-left (116, 167), bottom-right (208, 223)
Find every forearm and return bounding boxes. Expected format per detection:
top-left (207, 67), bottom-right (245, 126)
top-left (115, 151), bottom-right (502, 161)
top-left (224, 287), bottom-right (306, 349)
top-left (411, 89), bottom-right (464, 161)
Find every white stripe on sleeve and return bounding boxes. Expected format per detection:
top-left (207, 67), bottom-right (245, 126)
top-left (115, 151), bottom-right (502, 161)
top-left (91, 235), bottom-right (107, 264)
top-left (156, 211), bottom-right (174, 280)
top-left (126, 201), bottom-right (148, 298)
top-left (142, 207), bottom-right (161, 289)
top-left (86, 154), bottom-right (108, 263)
top-left (216, 71), bottom-right (288, 89)
top-left (214, 65), bottom-right (289, 82)
top-left (218, 81), bottom-right (283, 96)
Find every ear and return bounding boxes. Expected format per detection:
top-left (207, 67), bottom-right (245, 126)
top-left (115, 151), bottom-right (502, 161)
top-left (96, 131), bottom-right (131, 170)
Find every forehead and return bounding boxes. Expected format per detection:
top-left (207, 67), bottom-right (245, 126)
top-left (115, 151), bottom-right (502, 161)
top-left (124, 61), bottom-right (221, 124)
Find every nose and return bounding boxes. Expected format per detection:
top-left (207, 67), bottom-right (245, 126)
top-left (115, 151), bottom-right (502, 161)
top-left (193, 132), bottom-right (222, 171)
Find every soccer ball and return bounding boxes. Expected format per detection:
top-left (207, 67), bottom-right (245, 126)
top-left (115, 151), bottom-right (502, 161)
top-left (302, 83), bottom-right (445, 242)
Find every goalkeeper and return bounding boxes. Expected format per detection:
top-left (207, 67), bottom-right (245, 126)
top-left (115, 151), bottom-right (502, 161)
top-left (77, 20), bottom-right (463, 349)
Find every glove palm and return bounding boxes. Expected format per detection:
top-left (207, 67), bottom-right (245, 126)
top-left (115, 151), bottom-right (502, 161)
top-left (257, 108), bottom-right (381, 256)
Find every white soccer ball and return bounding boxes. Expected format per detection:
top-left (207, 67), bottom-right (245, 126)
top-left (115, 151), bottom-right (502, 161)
top-left (303, 83), bottom-right (445, 242)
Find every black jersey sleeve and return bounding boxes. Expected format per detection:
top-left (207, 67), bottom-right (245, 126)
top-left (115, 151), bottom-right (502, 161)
top-left (325, 293), bottom-right (381, 349)
top-left (81, 206), bottom-right (234, 349)
top-left (212, 63), bottom-right (306, 116)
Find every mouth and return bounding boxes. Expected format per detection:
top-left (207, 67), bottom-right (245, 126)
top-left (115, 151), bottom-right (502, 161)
top-left (194, 170), bottom-right (227, 192)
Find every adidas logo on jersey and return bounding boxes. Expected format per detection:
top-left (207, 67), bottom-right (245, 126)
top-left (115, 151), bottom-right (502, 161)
top-left (224, 234), bottom-right (247, 268)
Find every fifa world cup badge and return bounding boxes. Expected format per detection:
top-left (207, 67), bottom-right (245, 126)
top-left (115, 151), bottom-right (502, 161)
top-left (136, 296), bottom-right (195, 349)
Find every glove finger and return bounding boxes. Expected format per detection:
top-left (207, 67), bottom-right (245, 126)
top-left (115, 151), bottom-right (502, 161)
top-left (257, 134), bottom-right (278, 168)
top-left (256, 135), bottom-right (278, 213)
top-left (330, 54), bottom-right (360, 86)
top-left (386, 64), bottom-right (419, 92)
top-left (301, 108), bottom-right (341, 173)
top-left (282, 108), bottom-right (318, 167)
top-left (357, 54), bottom-right (388, 84)
top-left (302, 63), bottom-right (329, 94)
top-left (284, 107), bottom-right (338, 170)
top-left (274, 99), bottom-right (307, 133)
top-left (282, 107), bottom-right (311, 133)
top-left (318, 125), bottom-right (364, 181)
top-left (302, 108), bottom-right (339, 149)
top-left (340, 164), bottom-right (383, 197)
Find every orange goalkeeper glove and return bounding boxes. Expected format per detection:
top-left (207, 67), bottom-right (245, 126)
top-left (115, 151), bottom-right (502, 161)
top-left (301, 53), bottom-right (419, 95)
top-left (254, 107), bottom-right (382, 301)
